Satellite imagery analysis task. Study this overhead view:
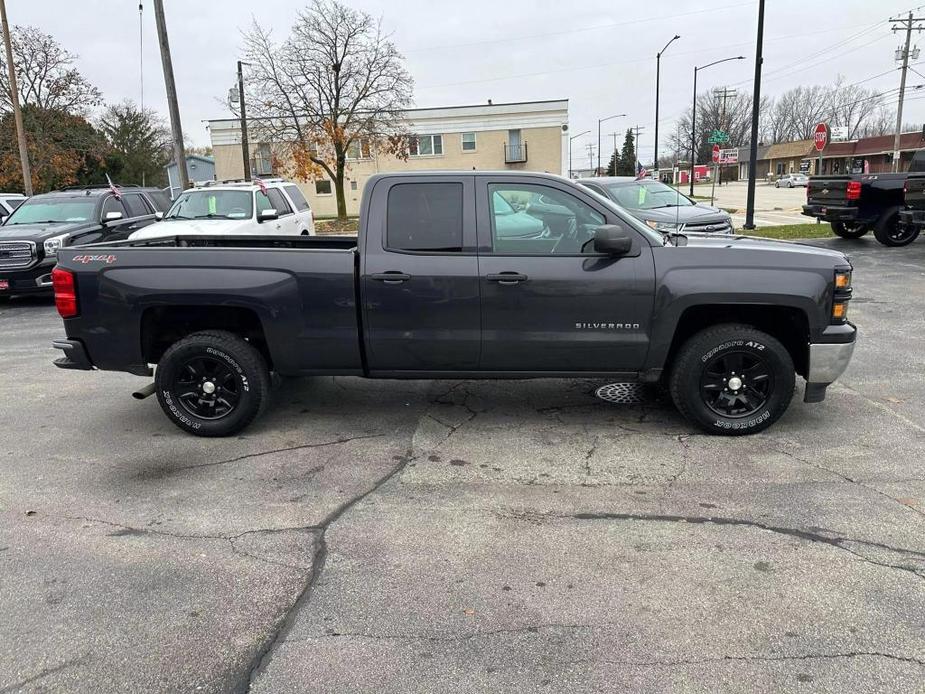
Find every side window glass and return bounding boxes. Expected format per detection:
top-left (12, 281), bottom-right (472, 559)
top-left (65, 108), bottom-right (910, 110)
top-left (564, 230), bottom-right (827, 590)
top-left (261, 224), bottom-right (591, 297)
top-left (101, 196), bottom-right (127, 220)
top-left (267, 189), bottom-right (292, 215)
top-left (386, 182), bottom-right (463, 252)
top-left (488, 184), bottom-right (604, 255)
top-left (122, 194), bottom-right (149, 218)
top-left (255, 191), bottom-right (273, 215)
top-left (284, 185), bottom-right (311, 211)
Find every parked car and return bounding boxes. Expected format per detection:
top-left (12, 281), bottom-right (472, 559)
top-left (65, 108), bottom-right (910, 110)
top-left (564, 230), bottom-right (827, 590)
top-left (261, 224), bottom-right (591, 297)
top-left (0, 193), bottom-right (27, 220)
top-left (129, 179), bottom-right (315, 241)
top-left (776, 173), bottom-right (808, 188)
top-left (802, 149), bottom-right (925, 246)
top-left (576, 176), bottom-right (734, 235)
top-left (0, 185), bottom-right (169, 300)
top-left (52, 171), bottom-right (855, 438)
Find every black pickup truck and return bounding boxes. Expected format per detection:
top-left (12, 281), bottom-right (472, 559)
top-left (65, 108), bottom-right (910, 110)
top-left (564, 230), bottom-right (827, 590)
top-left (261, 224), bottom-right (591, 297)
top-left (51, 172), bottom-right (857, 437)
top-left (898, 173), bottom-right (925, 241)
top-left (802, 150), bottom-right (925, 246)
top-left (0, 185), bottom-right (171, 299)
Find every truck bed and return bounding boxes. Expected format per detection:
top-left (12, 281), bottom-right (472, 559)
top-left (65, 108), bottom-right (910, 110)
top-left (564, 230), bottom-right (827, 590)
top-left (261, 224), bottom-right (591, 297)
top-left (56, 236), bottom-right (364, 376)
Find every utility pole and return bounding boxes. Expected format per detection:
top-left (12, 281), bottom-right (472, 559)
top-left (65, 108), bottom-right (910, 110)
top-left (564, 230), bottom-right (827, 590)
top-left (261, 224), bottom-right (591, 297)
top-left (713, 86), bottom-right (737, 189)
top-left (0, 0), bottom-right (32, 195)
top-left (743, 0), bottom-right (765, 230)
top-left (586, 143), bottom-right (596, 173)
top-left (890, 12), bottom-right (925, 172)
top-left (237, 60), bottom-right (251, 181)
top-left (152, 0), bottom-right (189, 191)
top-left (632, 125), bottom-right (646, 170)
top-left (608, 132), bottom-right (619, 175)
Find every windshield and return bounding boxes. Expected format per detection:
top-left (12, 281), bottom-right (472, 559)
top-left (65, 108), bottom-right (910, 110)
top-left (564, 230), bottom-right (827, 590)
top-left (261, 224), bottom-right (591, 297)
top-left (605, 181), bottom-right (694, 211)
top-left (165, 190), bottom-right (253, 220)
top-left (4, 197), bottom-right (97, 225)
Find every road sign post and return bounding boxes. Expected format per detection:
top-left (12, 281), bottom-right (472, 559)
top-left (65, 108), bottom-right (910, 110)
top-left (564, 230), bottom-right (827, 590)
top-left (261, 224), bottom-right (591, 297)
top-left (813, 122), bottom-right (828, 176)
top-left (710, 145), bottom-right (721, 205)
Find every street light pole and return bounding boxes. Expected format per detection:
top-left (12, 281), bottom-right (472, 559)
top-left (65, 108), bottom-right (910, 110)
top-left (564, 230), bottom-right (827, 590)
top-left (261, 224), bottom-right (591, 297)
top-left (598, 113), bottom-right (626, 176)
top-left (655, 34), bottom-right (680, 179)
top-left (744, 0), bottom-right (766, 230)
top-left (568, 129), bottom-right (590, 178)
top-left (689, 55), bottom-right (745, 197)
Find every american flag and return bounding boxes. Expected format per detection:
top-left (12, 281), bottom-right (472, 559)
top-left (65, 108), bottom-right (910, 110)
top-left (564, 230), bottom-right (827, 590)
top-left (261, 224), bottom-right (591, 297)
top-left (105, 173), bottom-right (121, 199)
top-left (635, 162), bottom-right (649, 180)
top-left (254, 178), bottom-right (268, 195)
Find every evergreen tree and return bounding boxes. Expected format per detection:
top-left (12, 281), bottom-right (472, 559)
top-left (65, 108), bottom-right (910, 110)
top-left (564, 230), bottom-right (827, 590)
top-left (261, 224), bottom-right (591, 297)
top-left (616, 129), bottom-right (636, 176)
top-left (605, 150), bottom-right (618, 176)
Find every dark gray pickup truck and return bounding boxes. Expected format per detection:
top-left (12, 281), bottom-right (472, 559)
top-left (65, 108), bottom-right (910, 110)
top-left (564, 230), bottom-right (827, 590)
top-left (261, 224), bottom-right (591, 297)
top-left (51, 172), bottom-right (857, 437)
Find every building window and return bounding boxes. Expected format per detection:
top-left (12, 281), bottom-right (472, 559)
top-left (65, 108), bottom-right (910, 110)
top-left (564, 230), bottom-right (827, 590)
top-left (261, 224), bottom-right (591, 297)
top-left (350, 180), bottom-right (358, 191)
top-left (252, 143), bottom-right (273, 176)
top-left (776, 162), bottom-right (784, 175)
top-left (315, 179), bottom-right (332, 195)
top-left (461, 132), bottom-right (476, 151)
top-left (409, 134), bottom-right (443, 157)
top-left (346, 138), bottom-right (371, 160)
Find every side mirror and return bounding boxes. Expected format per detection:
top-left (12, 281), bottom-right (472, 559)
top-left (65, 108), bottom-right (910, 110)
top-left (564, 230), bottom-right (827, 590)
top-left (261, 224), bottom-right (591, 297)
top-left (258, 209), bottom-right (279, 223)
top-left (104, 211), bottom-right (124, 222)
top-left (593, 225), bottom-right (633, 256)
top-left (0, 215), bottom-right (7, 225)
top-left (154, 211), bottom-right (164, 221)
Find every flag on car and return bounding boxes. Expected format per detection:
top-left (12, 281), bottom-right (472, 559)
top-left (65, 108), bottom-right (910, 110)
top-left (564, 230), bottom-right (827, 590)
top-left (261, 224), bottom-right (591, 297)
top-left (105, 173), bottom-right (121, 199)
top-left (636, 162), bottom-right (649, 180)
top-left (254, 178), bottom-right (268, 196)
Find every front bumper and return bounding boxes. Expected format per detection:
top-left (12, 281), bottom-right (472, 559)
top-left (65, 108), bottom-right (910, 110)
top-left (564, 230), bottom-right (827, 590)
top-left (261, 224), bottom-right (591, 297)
top-left (0, 259), bottom-right (55, 296)
top-left (803, 326), bottom-right (857, 403)
top-left (801, 204), bottom-right (859, 222)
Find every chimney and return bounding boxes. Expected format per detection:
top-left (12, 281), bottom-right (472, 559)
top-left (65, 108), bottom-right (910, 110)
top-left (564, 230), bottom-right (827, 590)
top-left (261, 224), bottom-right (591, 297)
top-left (488, 99), bottom-right (493, 105)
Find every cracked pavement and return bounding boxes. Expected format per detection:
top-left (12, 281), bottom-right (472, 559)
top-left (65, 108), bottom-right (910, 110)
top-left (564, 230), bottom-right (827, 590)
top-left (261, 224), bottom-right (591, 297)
top-left (1, 237), bottom-right (924, 693)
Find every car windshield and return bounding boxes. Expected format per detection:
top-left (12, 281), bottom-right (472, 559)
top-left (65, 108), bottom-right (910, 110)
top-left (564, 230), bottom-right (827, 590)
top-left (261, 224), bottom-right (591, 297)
top-left (165, 190), bottom-right (253, 220)
top-left (605, 181), bottom-right (694, 211)
top-left (4, 197), bottom-right (97, 224)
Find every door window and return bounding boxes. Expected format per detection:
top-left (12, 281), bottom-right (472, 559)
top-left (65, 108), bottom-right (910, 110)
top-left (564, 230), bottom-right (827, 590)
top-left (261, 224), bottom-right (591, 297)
top-left (487, 184), bottom-right (604, 256)
top-left (101, 196), bottom-right (127, 220)
top-left (255, 190), bottom-right (273, 215)
top-left (284, 185), bottom-right (311, 211)
top-left (267, 188), bottom-right (292, 216)
top-left (122, 193), bottom-right (151, 218)
top-left (386, 183), bottom-right (463, 252)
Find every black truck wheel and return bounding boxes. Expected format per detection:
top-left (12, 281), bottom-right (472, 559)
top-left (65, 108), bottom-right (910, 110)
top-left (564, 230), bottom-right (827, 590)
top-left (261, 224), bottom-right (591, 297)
top-left (830, 222), bottom-right (868, 239)
top-left (669, 324), bottom-right (795, 436)
top-left (873, 208), bottom-right (920, 247)
top-left (155, 330), bottom-right (270, 437)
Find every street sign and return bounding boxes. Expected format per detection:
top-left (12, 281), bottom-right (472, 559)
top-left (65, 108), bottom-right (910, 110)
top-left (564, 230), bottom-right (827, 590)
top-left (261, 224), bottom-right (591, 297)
top-left (708, 129), bottom-right (730, 144)
top-left (813, 122), bottom-right (829, 152)
top-left (712, 144), bottom-right (721, 163)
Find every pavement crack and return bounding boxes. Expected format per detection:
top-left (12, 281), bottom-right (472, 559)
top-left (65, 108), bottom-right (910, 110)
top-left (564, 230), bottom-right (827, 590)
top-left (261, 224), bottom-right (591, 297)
top-left (0, 653), bottom-right (90, 693)
top-left (572, 512), bottom-right (925, 580)
top-left (172, 433), bottom-right (386, 472)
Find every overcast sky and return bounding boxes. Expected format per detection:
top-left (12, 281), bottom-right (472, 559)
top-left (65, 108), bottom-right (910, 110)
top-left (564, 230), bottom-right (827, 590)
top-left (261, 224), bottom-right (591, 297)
top-left (16, 0), bottom-right (925, 159)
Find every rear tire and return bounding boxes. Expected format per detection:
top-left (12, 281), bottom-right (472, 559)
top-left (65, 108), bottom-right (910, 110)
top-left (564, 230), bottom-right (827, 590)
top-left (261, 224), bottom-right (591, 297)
top-left (669, 324), bottom-right (795, 436)
top-left (873, 207), bottom-right (920, 247)
top-left (155, 330), bottom-right (270, 437)
top-left (831, 222), bottom-right (868, 239)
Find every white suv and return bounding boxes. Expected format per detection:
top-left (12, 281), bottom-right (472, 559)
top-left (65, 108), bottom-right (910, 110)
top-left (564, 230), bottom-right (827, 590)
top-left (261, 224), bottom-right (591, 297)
top-left (129, 179), bottom-right (314, 240)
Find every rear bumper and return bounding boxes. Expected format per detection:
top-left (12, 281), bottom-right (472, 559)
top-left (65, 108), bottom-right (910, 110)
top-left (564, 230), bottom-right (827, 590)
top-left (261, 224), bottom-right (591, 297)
top-left (52, 339), bottom-right (94, 371)
top-left (899, 208), bottom-right (925, 229)
top-left (801, 204), bottom-right (859, 222)
top-left (803, 325), bottom-right (857, 403)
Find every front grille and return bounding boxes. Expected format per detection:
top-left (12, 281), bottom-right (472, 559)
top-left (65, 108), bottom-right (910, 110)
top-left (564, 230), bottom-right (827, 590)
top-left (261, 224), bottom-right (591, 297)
top-left (683, 221), bottom-right (733, 234)
top-left (0, 241), bottom-right (36, 270)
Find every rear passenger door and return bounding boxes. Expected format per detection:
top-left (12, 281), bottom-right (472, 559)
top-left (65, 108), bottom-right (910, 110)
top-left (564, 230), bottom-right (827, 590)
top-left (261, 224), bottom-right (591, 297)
top-left (361, 176), bottom-right (480, 372)
top-left (267, 188), bottom-right (299, 235)
top-left (284, 184), bottom-right (314, 234)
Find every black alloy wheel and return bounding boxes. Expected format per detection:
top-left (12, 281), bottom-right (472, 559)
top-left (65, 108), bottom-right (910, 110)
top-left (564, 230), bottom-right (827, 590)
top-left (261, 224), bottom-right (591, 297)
top-left (699, 350), bottom-right (773, 418)
top-left (173, 355), bottom-right (241, 420)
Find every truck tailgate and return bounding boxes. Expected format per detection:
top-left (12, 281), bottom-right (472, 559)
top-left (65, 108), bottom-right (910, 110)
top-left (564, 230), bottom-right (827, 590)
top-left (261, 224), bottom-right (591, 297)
top-left (806, 176), bottom-right (851, 207)
top-left (56, 244), bottom-right (363, 376)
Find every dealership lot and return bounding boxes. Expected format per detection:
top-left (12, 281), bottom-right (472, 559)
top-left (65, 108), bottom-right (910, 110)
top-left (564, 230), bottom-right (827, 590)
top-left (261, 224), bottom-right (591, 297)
top-left (1, 237), bottom-right (924, 693)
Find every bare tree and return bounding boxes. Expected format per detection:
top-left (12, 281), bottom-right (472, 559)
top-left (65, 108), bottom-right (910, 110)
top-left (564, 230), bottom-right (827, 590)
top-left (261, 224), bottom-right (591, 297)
top-left (826, 77), bottom-right (883, 140)
top-left (670, 91), bottom-right (765, 165)
top-left (0, 25), bottom-right (101, 114)
top-left (241, 0), bottom-right (413, 220)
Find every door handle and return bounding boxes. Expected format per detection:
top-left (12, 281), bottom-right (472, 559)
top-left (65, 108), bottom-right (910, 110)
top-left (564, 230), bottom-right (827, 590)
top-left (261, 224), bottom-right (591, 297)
top-left (486, 272), bottom-right (528, 285)
top-left (370, 272), bottom-right (411, 284)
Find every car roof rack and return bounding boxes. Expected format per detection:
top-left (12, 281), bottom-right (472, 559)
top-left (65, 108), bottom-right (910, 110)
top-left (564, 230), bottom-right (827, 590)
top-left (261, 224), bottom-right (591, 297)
top-left (194, 178), bottom-right (288, 188)
top-left (59, 183), bottom-right (143, 191)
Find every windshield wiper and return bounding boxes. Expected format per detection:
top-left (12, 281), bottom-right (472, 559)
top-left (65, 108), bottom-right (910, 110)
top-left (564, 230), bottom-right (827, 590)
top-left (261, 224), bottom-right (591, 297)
top-left (165, 215), bottom-right (193, 220)
top-left (192, 214), bottom-right (233, 220)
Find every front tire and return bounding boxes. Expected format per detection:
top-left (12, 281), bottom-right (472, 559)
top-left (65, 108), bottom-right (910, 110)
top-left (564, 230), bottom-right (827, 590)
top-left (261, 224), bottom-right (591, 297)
top-left (831, 221), bottom-right (868, 239)
top-left (873, 207), bottom-right (920, 247)
top-left (669, 324), bottom-right (795, 436)
top-left (155, 330), bottom-right (270, 437)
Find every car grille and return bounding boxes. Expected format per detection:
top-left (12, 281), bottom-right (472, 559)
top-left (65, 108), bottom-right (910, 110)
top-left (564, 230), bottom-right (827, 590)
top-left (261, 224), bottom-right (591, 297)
top-left (0, 241), bottom-right (36, 270)
top-left (683, 221), bottom-right (733, 234)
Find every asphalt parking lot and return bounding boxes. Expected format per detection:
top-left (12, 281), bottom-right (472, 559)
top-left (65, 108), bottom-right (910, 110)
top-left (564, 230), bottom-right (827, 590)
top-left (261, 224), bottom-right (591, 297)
top-left (1, 237), bottom-right (924, 693)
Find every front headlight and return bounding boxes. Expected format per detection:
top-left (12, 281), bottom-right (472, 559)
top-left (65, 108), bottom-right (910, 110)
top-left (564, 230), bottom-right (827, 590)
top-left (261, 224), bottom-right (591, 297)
top-left (645, 220), bottom-right (681, 233)
top-left (43, 234), bottom-right (69, 258)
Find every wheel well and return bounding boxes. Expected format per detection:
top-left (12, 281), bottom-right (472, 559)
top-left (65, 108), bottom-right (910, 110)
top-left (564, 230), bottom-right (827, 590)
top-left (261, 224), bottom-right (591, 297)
top-left (665, 305), bottom-right (810, 378)
top-left (141, 306), bottom-right (271, 367)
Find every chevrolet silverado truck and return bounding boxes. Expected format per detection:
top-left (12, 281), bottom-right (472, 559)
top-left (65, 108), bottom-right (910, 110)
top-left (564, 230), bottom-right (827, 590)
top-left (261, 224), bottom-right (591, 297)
top-left (802, 150), bottom-right (925, 246)
top-left (51, 172), bottom-right (857, 437)
top-left (897, 173), bottom-right (925, 243)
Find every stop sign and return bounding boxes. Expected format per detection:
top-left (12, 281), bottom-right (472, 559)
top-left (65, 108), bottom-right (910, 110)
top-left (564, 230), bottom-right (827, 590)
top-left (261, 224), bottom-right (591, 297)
top-left (814, 122), bottom-right (829, 152)
top-left (712, 144), bottom-right (721, 163)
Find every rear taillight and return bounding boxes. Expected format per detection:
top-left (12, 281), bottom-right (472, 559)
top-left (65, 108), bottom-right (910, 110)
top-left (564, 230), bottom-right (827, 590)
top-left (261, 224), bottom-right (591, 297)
top-left (846, 181), bottom-right (861, 201)
top-left (52, 267), bottom-right (78, 318)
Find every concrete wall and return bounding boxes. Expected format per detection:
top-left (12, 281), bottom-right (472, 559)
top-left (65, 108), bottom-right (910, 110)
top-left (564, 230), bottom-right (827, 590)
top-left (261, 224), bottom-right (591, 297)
top-left (212, 125), bottom-right (564, 217)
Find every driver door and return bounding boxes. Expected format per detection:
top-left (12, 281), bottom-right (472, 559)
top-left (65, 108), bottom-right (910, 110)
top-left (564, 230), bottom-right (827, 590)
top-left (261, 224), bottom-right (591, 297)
top-left (476, 177), bottom-right (655, 372)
